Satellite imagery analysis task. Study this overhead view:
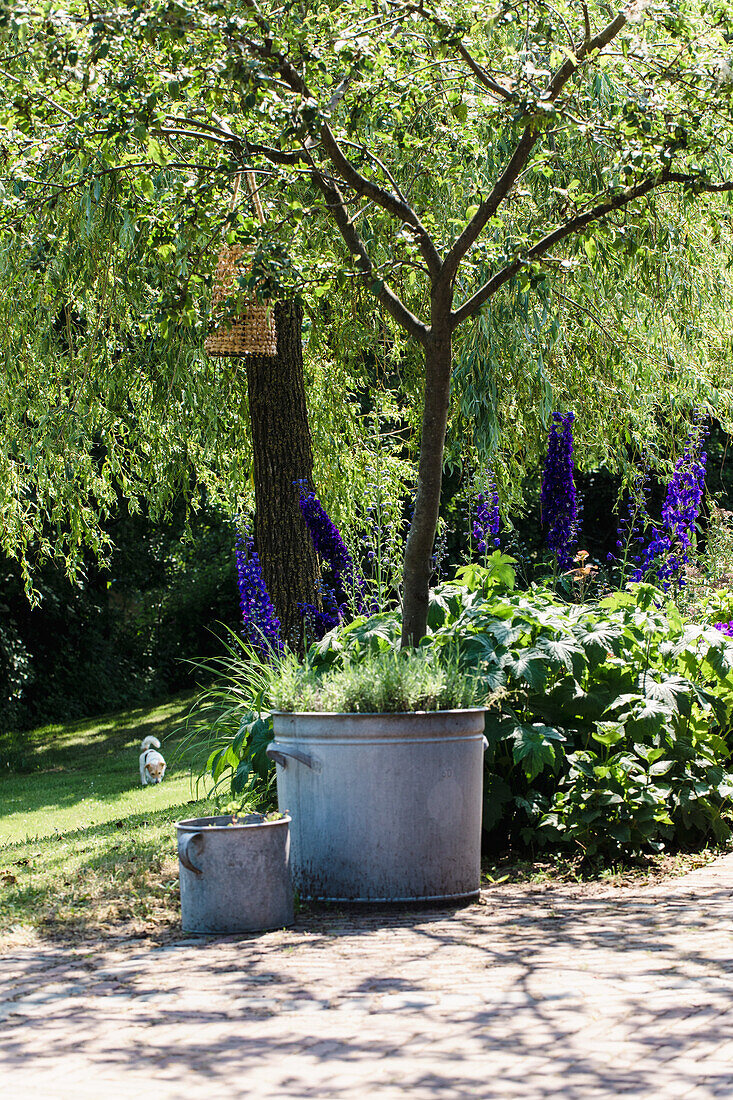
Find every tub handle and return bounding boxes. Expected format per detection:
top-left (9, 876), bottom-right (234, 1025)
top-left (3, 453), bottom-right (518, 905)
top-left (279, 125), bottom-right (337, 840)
top-left (178, 832), bottom-right (204, 875)
top-left (267, 744), bottom-right (320, 771)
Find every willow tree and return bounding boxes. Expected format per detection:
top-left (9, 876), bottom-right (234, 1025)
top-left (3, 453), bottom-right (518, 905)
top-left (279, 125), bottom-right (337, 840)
top-left (5, 0), bottom-right (733, 641)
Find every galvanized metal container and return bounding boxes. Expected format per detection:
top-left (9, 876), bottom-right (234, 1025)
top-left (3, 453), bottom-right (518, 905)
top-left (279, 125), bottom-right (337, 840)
top-left (176, 813), bottom-right (294, 934)
top-left (268, 710), bottom-right (486, 903)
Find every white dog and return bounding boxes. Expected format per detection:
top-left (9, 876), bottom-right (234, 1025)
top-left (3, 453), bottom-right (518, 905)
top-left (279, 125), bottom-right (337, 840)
top-left (139, 736), bottom-right (167, 786)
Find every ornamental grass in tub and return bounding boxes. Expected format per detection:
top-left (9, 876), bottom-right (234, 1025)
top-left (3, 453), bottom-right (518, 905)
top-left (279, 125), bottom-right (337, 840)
top-left (271, 649), bottom-right (487, 714)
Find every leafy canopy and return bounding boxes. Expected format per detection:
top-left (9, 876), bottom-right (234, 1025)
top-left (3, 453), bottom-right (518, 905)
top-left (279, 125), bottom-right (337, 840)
top-left (4, 0), bottom-right (733, 580)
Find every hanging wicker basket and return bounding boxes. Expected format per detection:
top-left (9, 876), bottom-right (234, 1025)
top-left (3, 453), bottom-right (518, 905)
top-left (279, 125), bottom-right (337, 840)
top-left (204, 172), bottom-right (278, 359)
top-left (204, 245), bottom-right (278, 358)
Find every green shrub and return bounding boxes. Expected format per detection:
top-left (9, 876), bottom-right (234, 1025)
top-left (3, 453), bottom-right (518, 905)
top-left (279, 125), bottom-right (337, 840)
top-left (310, 561), bottom-right (733, 858)
top-left (455, 583), bottom-right (733, 855)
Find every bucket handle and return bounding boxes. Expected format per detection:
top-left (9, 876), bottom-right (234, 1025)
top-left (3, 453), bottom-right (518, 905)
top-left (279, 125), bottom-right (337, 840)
top-left (178, 832), bottom-right (204, 875)
top-left (266, 743), bottom-right (320, 771)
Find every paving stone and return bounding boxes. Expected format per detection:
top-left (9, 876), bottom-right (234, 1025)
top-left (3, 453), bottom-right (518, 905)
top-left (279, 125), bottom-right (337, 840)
top-left (3, 854), bottom-right (733, 1098)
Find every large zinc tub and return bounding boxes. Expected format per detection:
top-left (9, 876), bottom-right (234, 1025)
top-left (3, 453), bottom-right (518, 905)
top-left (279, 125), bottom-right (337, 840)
top-left (267, 710), bottom-right (486, 903)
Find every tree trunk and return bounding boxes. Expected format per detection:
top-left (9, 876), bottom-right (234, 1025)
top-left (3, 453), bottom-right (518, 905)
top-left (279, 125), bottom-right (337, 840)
top-left (246, 298), bottom-right (319, 646)
top-left (401, 311), bottom-right (453, 647)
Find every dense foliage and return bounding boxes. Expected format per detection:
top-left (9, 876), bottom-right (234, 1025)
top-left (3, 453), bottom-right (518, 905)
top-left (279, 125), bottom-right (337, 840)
top-left (0, 503), bottom-right (238, 742)
top-left (4, 2), bottom-right (733, 641)
top-left (301, 559), bottom-right (733, 856)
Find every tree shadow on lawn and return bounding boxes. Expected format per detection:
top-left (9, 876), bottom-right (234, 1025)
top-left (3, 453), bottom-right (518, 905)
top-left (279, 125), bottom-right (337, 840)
top-left (0, 694), bottom-right (200, 819)
top-left (0, 801), bottom-right (206, 942)
top-left (2, 867), bottom-right (733, 1097)
top-left (12, 692), bottom-right (194, 764)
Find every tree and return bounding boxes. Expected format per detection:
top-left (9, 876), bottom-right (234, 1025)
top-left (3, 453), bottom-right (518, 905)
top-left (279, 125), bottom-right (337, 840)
top-left (5, 0), bottom-right (733, 641)
top-left (246, 298), bottom-right (319, 642)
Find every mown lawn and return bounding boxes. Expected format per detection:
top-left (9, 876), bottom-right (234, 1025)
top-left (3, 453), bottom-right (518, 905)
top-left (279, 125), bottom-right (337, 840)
top-left (0, 695), bottom-right (214, 948)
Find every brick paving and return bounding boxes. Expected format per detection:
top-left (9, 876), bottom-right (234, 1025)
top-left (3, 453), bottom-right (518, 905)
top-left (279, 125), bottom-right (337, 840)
top-left (2, 855), bottom-right (733, 1099)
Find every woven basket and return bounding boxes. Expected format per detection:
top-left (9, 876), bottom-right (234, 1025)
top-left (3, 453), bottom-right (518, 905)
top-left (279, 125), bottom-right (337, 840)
top-left (204, 245), bottom-right (278, 358)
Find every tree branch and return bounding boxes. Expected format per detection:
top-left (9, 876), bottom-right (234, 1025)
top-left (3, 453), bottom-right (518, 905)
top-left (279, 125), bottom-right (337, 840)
top-left (234, 4), bottom-right (442, 278)
top-left (312, 172), bottom-right (429, 345)
top-left (451, 173), bottom-right (665, 327)
top-left (455, 43), bottom-right (515, 102)
top-left (441, 6), bottom-right (630, 284)
top-left (316, 120), bottom-right (441, 279)
top-left (666, 172), bottom-right (733, 194)
top-left (245, 142), bottom-right (302, 167)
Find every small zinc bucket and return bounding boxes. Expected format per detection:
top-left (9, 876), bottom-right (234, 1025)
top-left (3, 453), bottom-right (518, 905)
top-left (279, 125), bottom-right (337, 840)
top-left (176, 813), bottom-right (293, 934)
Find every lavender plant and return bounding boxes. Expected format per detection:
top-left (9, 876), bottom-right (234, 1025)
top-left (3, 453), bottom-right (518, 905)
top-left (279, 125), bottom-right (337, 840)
top-left (540, 412), bottom-right (579, 570)
top-left (235, 531), bottom-right (283, 654)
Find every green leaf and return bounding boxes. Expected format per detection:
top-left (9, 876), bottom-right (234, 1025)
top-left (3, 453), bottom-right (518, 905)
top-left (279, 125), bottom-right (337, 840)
top-left (537, 635), bottom-right (585, 674)
top-left (511, 723), bottom-right (564, 780)
top-left (592, 721), bottom-right (625, 747)
top-left (502, 650), bottom-right (550, 690)
top-left (146, 137), bottom-right (168, 166)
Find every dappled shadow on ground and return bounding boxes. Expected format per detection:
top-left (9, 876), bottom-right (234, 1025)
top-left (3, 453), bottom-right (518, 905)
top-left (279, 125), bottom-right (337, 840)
top-left (2, 859), bottom-right (733, 1097)
top-left (0, 695), bottom-right (195, 820)
top-left (15, 692), bottom-right (192, 766)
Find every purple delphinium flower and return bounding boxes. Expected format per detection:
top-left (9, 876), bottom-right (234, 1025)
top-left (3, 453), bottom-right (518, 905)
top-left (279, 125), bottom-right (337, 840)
top-left (296, 481), bottom-right (358, 608)
top-left (299, 582), bottom-right (342, 639)
top-left (295, 481), bottom-right (370, 639)
top-left (540, 412), bottom-right (579, 569)
top-left (609, 468), bottom-right (651, 578)
top-left (636, 423), bottom-right (707, 586)
top-left (714, 621), bottom-right (733, 637)
top-left (235, 531), bottom-right (283, 654)
top-left (473, 475), bottom-right (501, 553)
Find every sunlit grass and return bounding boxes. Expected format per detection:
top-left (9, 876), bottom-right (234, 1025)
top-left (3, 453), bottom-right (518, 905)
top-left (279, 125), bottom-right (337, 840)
top-left (0, 695), bottom-right (215, 947)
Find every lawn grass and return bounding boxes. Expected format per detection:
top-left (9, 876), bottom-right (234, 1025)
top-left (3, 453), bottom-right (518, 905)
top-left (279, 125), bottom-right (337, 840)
top-left (2, 695), bottom-right (727, 950)
top-left (0, 694), bottom-right (215, 948)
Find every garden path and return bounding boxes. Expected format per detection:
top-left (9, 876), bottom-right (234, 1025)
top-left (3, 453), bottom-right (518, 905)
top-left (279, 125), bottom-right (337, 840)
top-left (3, 855), bottom-right (733, 1099)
